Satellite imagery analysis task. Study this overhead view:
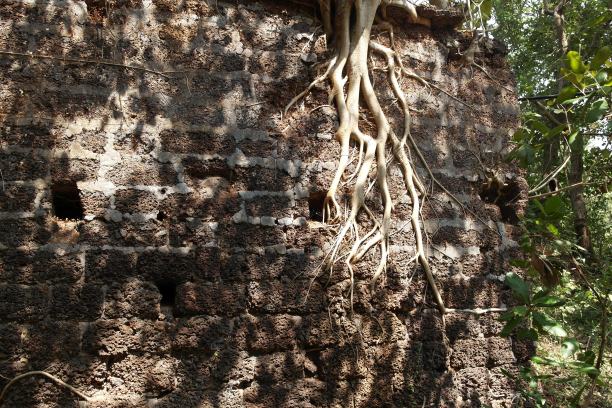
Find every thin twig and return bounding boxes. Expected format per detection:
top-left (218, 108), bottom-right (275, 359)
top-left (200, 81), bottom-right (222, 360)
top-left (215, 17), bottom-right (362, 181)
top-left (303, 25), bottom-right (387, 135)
top-left (529, 154), bottom-right (571, 194)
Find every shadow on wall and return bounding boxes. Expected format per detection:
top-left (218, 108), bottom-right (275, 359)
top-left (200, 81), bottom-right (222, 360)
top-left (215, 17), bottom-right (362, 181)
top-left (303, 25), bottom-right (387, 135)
top-left (0, 0), bottom-right (529, 407)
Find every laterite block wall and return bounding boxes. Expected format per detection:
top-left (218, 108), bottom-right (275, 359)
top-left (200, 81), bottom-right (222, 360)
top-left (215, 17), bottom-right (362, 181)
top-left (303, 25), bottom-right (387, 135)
top-left (0, 0), bottom-right (529, 407)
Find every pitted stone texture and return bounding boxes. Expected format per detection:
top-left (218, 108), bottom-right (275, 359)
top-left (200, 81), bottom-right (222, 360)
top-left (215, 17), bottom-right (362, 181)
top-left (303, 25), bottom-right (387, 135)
top-left (0, 0), bottom-right (524, 406)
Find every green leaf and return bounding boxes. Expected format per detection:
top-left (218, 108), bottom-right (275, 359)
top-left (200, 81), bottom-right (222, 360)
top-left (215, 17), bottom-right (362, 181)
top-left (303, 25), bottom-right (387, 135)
top-left (510, 143), bottom-right (535, 168)
top-left (500, 368), bottom-right (513, 379)
top-left (511, 128), bottom-right (528, 142)
top-left (586, 98), bottom-right (609, 122)
top-left (530, 120), bottom-right (550, 135)
top-left (561, 339), bottom-right (579, 358)
top-left (555, 86), bottom-right (577, 104)
top-left (545, 124), bottom-right (566, 139)
top-left (523, 112), bottom-right (542, 120)
top-left (546, 224), bottom-right (559, 236)
top-left (533, 311), bottom-right (567, 337)
top-left (592, 46), bottom-right (612, 70)
top-left (480, 0), bottom-right (492, 21)
top-left (567, 51), bottom-right (587, 74)
top-left (517, 327), bottom-right (539, 341)
top-left (505, 273), bottom-right (530, 303)
top-left (533, 199), bottom-right (546, 215)
top-left (500, 305), bottom-right (527, 321)
top-left (578, 366), bottom-right (600, 376)
top-left (543, 196), bottom-right (563, 215)
top-left (514, 305), bottom-right (529, 316)
top-left (578, 350), bottom-right (596, 364)
top-left (510, 259), bottom-right (530, 268)
top-left (561, 96), bottom-right (585, 106)
top-left (596, 71), bottom-right (608, 84)
top-left (568, 130), bottom-right (579, 145)
top-left (587, 14), bottom-right (612, 29)
top-left (545, 324), bottom-right (567, 337)
top-left (533, 295), bottom-right (564, 307)
top-left (532, 356), bottom-right (552, 365)
top-left (500, 315), bottom-right (522, 337)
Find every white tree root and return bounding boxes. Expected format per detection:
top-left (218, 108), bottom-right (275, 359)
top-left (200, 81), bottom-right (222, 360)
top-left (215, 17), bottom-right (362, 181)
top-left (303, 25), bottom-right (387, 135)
top-left (286, 0), bottom-right (505, 315)
top-left (0, 371), bottom-right (92, 404)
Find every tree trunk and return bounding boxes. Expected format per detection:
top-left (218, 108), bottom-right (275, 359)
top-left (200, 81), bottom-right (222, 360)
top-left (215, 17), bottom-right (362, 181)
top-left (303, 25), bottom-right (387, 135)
top-left (546, 0), bottom-right (593, 254)
top-left (568, 133), bottom-right (593, 253)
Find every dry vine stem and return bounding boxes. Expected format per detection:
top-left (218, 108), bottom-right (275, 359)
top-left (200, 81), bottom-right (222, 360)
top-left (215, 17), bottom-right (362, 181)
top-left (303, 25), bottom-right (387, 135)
top-left (287, 0), bottom-right (506, 315)
top-left (0, 371), bottom-right (92, 404)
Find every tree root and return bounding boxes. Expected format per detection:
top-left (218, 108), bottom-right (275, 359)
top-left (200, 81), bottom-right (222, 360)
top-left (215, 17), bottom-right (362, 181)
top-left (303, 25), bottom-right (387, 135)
top-left (0, 371), bottom-right (92, 404)
top-left (0, 50), bottom-right (171, 79)
top-left (286, 0), bottom-right (505, 315)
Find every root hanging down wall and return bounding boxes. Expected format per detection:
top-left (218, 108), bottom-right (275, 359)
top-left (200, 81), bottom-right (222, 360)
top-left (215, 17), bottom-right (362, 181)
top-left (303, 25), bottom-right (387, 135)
top-left (0, 0), bottom-right (531, 407)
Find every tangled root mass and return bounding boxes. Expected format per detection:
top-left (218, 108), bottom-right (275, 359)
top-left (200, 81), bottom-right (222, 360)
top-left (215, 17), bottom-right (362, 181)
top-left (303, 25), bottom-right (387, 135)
top-left (286, 0), bottom-right (505, 316)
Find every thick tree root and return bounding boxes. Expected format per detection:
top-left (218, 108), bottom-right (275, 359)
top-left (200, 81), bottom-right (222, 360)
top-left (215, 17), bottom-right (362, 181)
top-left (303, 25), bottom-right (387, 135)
top-left (286, 0), bottom-right (504, 315)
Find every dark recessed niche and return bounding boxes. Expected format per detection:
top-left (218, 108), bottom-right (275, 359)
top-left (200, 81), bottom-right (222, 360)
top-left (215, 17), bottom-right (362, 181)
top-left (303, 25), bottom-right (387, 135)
top-left (308, 191), bottom-right (327, 222)
top-left (479, 179), bottom-right (522, 223)
top-left (51, 181), bottom-right (85, 220)
top-left (156, 211), bottom-right (167, 221)
top-left (156, 281), bottom-right (177, 308)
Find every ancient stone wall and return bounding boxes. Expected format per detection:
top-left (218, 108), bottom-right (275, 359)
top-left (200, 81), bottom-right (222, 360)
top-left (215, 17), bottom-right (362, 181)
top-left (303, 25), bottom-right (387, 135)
top-left (0, 0), bottom-right (530, 407)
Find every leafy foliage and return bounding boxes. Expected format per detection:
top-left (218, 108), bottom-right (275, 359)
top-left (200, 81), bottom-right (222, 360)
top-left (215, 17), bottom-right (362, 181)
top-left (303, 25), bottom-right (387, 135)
top-left (457, 0), bottom-right (612, 406)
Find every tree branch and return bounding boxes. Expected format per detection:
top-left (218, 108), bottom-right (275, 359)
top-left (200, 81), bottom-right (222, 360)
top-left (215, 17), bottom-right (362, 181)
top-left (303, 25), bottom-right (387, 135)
top-left (529, 181), bottom-right (594, 199)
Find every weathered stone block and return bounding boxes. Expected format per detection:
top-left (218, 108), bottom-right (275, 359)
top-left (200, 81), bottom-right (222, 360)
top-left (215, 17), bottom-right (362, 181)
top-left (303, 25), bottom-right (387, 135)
top-left (165, 188), bottom-right (240, 219)
top-left (50, 158), bottom-right (98, 182)
top-left (442, 276), bottom-right (506, 310)
top-left (136, 251), bottom-right (198, 283)
top-left (217, 223), bottom-right (286, 248)
top-left (233, 314), bottom-right (301, 353)
top-left (85, 249), bottom-right (138, 283)
top-left (160, 130), bottom-right (236, 156)
top-left (0, 219), bottom-right (51, 247)
top-left (247, 280), bottom-right (324, 314)
top-left (32, 250), bottom-right (84, 283)
top-left (0, 184), bottom-right (36, 212)
top-left (114, 189), bottom-right (159, 214)
top-left (451, 338), bottom-right (488, 369)
top-left (176, 282), bottom-right (246, 316)
top-left (487, 336), bottom-right (516, 366)
top-left (0, 150), bottom-right (48, 181)
top-left (104, 279), bottom-right (161, 319)
top-left (173, 316), bottom-right (232, 351)
top-left (0, 284), bottom-right (49, 321)
top-left (83, 319), bottom-right (173, 356)
top-left (50, 283), bottom-right (104, 320)
top-left (106, 159), bottom-right (177, 186)
top-left (232, 167), bottom-right (295, 191)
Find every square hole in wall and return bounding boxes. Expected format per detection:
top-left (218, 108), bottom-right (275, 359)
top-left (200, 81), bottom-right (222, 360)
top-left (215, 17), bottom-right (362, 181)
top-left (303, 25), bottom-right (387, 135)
top-left (156, 281), bottom-right (177, 308)
top-left (308, 191), bottom-right (327, 222)
top-left (51, 181), bottom-right (85, 220)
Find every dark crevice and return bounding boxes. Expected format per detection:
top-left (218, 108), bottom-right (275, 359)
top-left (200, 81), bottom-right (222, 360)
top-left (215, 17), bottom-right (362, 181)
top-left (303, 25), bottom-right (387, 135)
top-left (51, 181), bottom-right (85, 220)
top-left (308, 191), bottom-right (326, 222)
top-left (105, 353), bottom-right (127, 372)
top-left (479, 178), bottom-right (521, 223)
top-left (154, 388), bottom-right (174, 399)
top-left (156, 281), bottom-right (177, 308)
top-left (305, 349), bottom-right (321, 378)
